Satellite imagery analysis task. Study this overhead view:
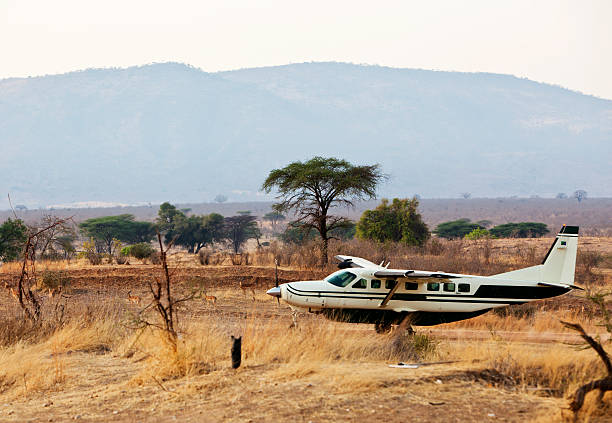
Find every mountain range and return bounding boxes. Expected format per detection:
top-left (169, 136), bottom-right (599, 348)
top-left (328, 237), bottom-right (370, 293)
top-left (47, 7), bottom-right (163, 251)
top-left (1, 62), bottom-right (611, 209)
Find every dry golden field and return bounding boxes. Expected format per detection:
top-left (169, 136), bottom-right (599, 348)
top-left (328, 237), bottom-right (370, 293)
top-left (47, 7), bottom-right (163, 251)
top-left (0, 236), bottom-right (611, 422)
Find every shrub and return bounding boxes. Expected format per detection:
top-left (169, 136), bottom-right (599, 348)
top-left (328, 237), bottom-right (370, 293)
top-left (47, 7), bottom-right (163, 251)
top-left (434, 219), bottom-right (484, 239)
top-left (464, 228), bottom-right (495, 240)
top-left (279, 224), bottom-right (317, 245)
top-left (128, 243), bottom-right (154, 260)
top-left (79, 238), bottom-right (102, 265)
top-left (489, 222), bottom-right (549, 238)
top-left (150, 252), bottom-right (162, 265)
top-left (0, 218), bottom-right (27, 262)
top-left (38, 270), bottom-right (71, 291)
top-left (357, 198), bottom-right (429, 246)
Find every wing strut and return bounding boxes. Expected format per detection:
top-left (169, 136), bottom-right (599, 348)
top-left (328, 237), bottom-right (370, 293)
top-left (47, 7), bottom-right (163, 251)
top-left (380, 280), bottom-right (401, 307)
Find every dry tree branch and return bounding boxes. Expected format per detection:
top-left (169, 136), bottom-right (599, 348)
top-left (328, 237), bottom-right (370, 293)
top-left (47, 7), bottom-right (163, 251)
top-left (14, 216), bottom-right (73, 322)
top-left (560, 320), bottom-right (612, 412)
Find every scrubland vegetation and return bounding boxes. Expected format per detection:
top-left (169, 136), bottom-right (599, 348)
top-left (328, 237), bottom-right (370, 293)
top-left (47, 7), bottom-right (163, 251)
top-left (0, 232), bottom-right (610, 421)
top-left (0, 156), bottom-right (610, 420)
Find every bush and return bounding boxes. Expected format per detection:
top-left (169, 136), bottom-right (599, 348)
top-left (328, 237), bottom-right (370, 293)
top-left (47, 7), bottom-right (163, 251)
top-left (489, 222), bottom-right (549, 238)
top-left (38, 270), bottom-right (71, 291)
top-left (0, 218), bottom-right (27, 262)
top-left (78, 238), bottom-right (102, 265)
top-left (434, 219), bottom-right (484, 239)
top-left (464, 228), bottom-right (495, 240)
top-left (128, 243), bottom-right (154, 260)
top-left (279, 224), bottom-right (317, 245)
top-left (357, 198), bottom-right (429, 246)
top-left (150, 252), bottom-right (162, 265)
top-left (120, 246), bottom-right (132, 256)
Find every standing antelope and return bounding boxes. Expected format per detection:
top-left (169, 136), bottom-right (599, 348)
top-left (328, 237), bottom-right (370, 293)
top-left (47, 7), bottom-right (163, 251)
top-left (9, 287), bottom-right (19, 301)
top-left (204, 294), bottom-right (217, 305)
top-left (127, 291), bottom-right (141, 305)
top-left (240, 277), bottom-right (264, 301)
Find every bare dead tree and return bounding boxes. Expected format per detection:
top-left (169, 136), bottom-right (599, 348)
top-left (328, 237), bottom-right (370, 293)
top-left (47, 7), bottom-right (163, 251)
top-left (34, 214), bottom-right (76, 258)
top-left (131, 232), bottom-right (203, 352)
top-left (560, 291), bottom-right (612, 412)
top-left (14, 217), bottom-right (73, 322)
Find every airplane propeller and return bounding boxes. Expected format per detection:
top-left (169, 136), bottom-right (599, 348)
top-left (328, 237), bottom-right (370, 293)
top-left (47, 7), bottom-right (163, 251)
top-left (274, 259), bottom-right (280, 305)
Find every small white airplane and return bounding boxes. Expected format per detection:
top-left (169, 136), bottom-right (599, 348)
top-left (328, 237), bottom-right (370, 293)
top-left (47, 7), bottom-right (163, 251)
top-left (267, 225), bottom-right (582, 332)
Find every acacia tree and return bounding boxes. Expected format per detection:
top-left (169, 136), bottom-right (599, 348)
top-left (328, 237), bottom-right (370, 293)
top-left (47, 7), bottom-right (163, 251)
top-left (262, 157), bottom-right (384, 265)
top-left (574, 189), bottom-right (587, 203)
top-left (223, 214), bottom-right (258, 254)
top-left (156, 202), bottom-right (224, 253)
top-left (263, 212), bottom-right (286, 232)
top-left (79, 214), bottom-right (153, 254)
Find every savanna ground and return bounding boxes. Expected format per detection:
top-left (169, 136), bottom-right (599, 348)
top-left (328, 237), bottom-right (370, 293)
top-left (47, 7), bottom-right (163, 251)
top-left (1, 236), bottom-right (611, 422)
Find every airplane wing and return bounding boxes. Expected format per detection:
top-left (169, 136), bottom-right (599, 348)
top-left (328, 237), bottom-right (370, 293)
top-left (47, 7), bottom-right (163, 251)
top-left (335, 255), bottom-right (460, 279)
top-left (334, 255), bottom-right (382, 269)
top-left (373, 269), bottom-right (460, 279)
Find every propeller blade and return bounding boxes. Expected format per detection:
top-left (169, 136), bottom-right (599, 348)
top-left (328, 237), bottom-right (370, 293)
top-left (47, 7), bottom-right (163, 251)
top-left (275, 259), bottom-right (279, 287)
top-left (275, 259), bottom-right (280, 305)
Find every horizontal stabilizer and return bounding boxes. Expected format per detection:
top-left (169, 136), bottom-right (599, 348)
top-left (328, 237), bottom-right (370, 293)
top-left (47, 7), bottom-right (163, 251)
top-left (538, 282), bottom-right (584, 290)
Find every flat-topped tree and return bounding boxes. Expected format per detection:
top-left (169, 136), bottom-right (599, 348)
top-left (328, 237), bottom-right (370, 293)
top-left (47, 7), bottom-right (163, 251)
top-left (262, 157), bottom-right (383, 265)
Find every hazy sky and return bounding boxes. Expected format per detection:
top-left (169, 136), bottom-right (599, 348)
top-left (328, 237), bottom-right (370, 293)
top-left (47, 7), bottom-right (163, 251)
top-left (2, 0), bottom-right (611, 99)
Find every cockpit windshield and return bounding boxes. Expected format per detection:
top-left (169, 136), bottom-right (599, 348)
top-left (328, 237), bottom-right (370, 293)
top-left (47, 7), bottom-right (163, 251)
top-left (327, 271), bottom-right (357, 287)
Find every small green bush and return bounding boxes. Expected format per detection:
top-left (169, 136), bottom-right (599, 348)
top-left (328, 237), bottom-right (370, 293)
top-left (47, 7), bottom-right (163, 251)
top-left (464, 228), bottom-right (495, 240)
top-left (128, 243), bottom-right (154, 260)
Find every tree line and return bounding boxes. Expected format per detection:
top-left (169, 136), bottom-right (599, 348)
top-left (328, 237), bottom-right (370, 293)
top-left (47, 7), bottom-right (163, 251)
top-left (1, 156), bottom-right (551, 265)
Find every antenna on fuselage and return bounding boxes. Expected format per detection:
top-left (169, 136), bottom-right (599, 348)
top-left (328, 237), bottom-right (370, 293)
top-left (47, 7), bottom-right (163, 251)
top-left (385, 262), bottom-right (390, 268)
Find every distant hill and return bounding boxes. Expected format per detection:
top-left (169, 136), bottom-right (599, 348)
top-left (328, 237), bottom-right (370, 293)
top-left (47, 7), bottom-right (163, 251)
top-left (1, 62), bottom-right (611, 208)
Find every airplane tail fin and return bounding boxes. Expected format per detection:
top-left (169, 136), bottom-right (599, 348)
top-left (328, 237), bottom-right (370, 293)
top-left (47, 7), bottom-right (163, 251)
top-left (494, 225), bottom-right (579, 285)
top-left (540, 225), bottom-right (579, 284)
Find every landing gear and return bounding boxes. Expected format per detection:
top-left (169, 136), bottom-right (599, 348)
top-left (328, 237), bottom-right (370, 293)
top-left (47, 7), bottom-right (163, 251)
top-left (398, 314), bottom-right (415, 336)
top-left (374, 321), bottom-right (393, 334)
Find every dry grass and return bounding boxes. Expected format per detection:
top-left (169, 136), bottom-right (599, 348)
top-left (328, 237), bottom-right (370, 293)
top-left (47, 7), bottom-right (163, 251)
top-left (0, 235), bottom-right (611, 421)
top-left (125, 312), bottom-right (438, 387)
top-left (0, 313), bottom-right (121, 399)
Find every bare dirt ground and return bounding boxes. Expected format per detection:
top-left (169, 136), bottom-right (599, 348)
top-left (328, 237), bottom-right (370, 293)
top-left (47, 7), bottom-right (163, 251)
top-left (1, 237), bottom-right (611, 422)
top-left (0, 354), bottom-right (562, 423)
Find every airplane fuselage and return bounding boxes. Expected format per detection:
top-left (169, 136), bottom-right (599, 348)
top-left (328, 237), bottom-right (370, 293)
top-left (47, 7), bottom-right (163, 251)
top-left (266, 226), bottom-right (579, 329)
top-left (273, 268), bottom-right (569, 326)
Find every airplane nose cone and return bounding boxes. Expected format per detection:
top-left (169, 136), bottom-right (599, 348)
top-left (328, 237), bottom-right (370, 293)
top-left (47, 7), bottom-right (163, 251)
top-left (266, 286), bottom-right (281, 298)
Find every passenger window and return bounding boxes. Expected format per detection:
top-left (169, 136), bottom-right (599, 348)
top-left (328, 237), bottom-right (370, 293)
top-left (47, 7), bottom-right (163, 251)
top-left (371, 279), bottom-right (381, 289)
top-left (405, 282), bottom-right (419, 290)
top-left (458, 283), bottom-right (470, 293)
top-left (352, 278), bottom-right (367, 289)
top-left (385, 280), bottom-right (396, 289)
top-left (443, 282), bottom-right (456, 292)
top-left (427, 282), bottom-right (440, 291)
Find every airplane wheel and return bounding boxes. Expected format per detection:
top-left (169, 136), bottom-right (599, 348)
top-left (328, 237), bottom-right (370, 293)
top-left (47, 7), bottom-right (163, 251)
top-left (374, 321), bottom-right (393, 334)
